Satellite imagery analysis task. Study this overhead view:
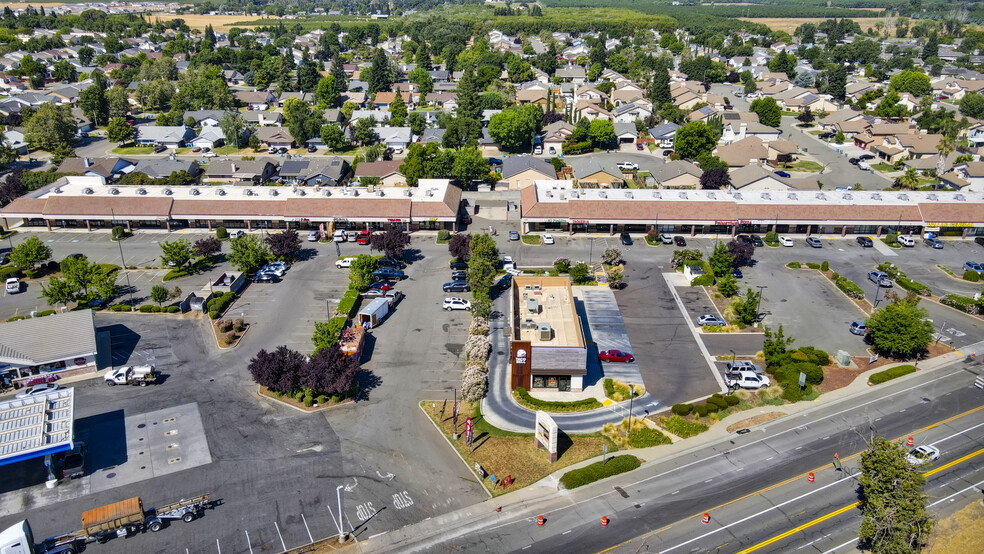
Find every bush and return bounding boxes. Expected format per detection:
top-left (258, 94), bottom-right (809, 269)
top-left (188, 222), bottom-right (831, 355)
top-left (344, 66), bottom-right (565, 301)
top-left (820, 261), bottom-right (829, 272)
top-left (514, 387), bottom-right (603, 412)
top-left (896, 276), bottom-right (931, 295)
top-left (604, 378), bottom-right (615, 398)
top-left (661, 415), bottom-right (709, 438)
top-left (671, 403), bottom-right (692, 416)
top-left (628, 427), bottom-right (672, 448)
top-left (24, 269), bottom-right (40, 279)
top-left (0, 266), bottom-right (23, 280)
top-left (166, 305), bottom-right (180, 313)
top-left (835, 276), bottom-right (864, 299)
top-left (294, 391), bottom-right (305, 402)
top-left (706, 395), bottom-right (729, 410)
top-left (152, 305), bottom-right (162, 313)
top-left (234, 318), bottom-right (245, 332)
top-left (36, 309), bottom-right (55, 317)
top-left (703, 401), bottom-right (720, 413)
top-left (111, 226), bottom-right (126, 240)
top-left (805, 262), bottom-right (820, 269)
top-left (764, 231), bottom-right (778, 244)
top-left (694, 404), bottom-right (709, 417)
top-left (206, 292), bottom-right (237, 318)
top-left (437, 229), bottom-right (451, 241)
top-left (963, 270), bottom-right (980, 282)
top-left (316, 395), bottom-right (327, 405)
top-left (216, 226), bottom-right (229, 239)
top-left (690, 274), bottom-right (715, 286)
top-left (111, 304), bottom-right (128, 312)
top-left (940, 294), bottom-right (981, 315)
top-left (560, 455), bottom-right (641, 489)
top-left (831, 271), bottom-right (839, 280)
top-left (786, 361), bottom-right (824, 385)
top-left (724, 394), bottom-right (740, 406)
top-left (786, 261), bottom-right (801, 269)
top-left (139, 304), bottom-right (155, 312)
top-left (304, 396), bottom-right (314, 407)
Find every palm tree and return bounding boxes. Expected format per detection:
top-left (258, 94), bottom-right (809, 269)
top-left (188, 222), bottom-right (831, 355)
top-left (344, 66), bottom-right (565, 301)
top-left (895, 167), bottom-right (920, 190)
top-left (937, 133), bottom-right (955, 179)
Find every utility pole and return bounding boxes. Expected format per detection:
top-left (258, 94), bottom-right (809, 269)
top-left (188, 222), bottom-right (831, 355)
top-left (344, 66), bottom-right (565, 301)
top-left (111, 208), bottom-right (136, 310)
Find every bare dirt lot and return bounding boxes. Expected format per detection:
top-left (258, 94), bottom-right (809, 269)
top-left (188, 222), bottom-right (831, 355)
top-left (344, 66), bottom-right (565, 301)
top-left (173, 14), bottom-right (278, 31)
top-left (740, 17), bottom-right (886, 33)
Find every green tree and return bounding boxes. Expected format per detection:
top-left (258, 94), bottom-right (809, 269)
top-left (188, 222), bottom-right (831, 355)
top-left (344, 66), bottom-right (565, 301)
top-left (673, 121), bottom-right (717, 160)
top-left (320, 124), bottom-right (347, 151)
top-left (9, 236), bottom-right (52, 270)
top-left (708, 242), bottom-right (734, 277)
top-left (717, 273), bottom-right (739, 297)
top-left (865, 298), bottom-right (933, 359)
top-left (79, 83), bottom-right (108, 127)
top-left (105, 86), bottom-right (130, 119)
top-left (40, 276), bottom-right (76, 307)
top-left (399, 143), bottom-right (427, 187)
top-left (741, 71), bottom-right (757, 95)
top-left (588, 119), bottom-right (616, 148)
top-left (228, 234), bottom-right (270, 274)
top-left (452, 146), bottom-right (489, 185)
top-left (733, 288), bottom-right (761, 326)
top-left (349, 254), bottom-right (378, 291)
top-left (407, 112), bottom-right (427, 136)
top-left (488, 104), bottom-right (541, 151)
top-left (389, 89), bottom-right (408, 126)
top-left (569, 262), bottom-right (590, 283)
top-left (750, 97), bottom-right (781, 127)
top-left (763, 324), bottom-right (794, 367)
top-left (467, 233), bottom-right (499, 317)
top-left (283, 97), bottom-right (326, 146)
top-left (649, 67), bottom-right (672, 107)
top-left (59, 255), bottom-right (97, 301)
top-left (316, 75), bottom-right (341, 109)
top-left (160, 239), bottom-right (192, 268)
top-left (107, 117), bottom-right (135, 145)
top-left (366, 48), bottom-right (393, 94)
top-left (894, 167), bottom-right (920, 190)
top-left (219, 111), bottom-right (246, 150)
top-left (151, 284), bottom-right (169, 307)
top-left (24, 103), bottom-right (77, 153)
top-left (0, 131), bottom-right (15, 168)
top-left (355, 117), bottom-right (378, 146)
top-left (834, 130), bottom-right (846, 143)
top-left (455, 66), bottom-right (481, 122)
top-left (857, 436), bottom-right (934, 552)
top-left (827, 65), bottom-right (847, 101)
top-left (958, 92), bottom-right (984, 119)
top-left (874, 90), bottom-right (908, 119)
top-left (889, 70), bottom-right (932, 97)
top-left (415, 41), bottom-right (432, 70)
top-left (408, 67), bottom-right (433, 96)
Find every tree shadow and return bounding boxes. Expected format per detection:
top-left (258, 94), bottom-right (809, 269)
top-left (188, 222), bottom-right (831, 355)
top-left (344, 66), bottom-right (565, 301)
top-left (296, 247), bottom-right (319, 262)
top-left (359, 332), bottom-right (376, 363)
top-left (401, 248), bottom-right (424, 264)
top-left (353, 370), bottom-right (381, 402)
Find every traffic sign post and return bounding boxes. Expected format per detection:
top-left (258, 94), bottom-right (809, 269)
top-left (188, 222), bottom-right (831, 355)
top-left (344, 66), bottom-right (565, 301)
top-left (602, 444), bottom-right (608, 465)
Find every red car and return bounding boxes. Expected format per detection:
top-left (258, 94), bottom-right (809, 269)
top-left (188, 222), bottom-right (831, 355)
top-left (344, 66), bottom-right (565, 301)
top-left (356, 230), bottom-right (371, 245)
top-left (600, 350), bottom-right (635, 363)
top-left (368, 281), bottom-right (393, 291)
top-left (636, 142), bottom-right (645, 150)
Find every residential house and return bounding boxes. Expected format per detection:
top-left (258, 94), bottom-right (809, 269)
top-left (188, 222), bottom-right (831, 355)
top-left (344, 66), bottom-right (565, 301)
top-left (940, 79), bottom-right (984, 100)
top-left (715, 136), bottom-right (768, 167)
top-left (612, 101), bottom-right (652, 124)
top-left (190, 126), bottom-right (226, 150)
top-left (277, 157), bottom-right (351, 186)
top-left (57, 157), bottom-right (135, 181)
top-left (234, 91), bottom-right (276, 110)
top-left (767, 140), bottom-right (799, 163)
top-left (721, 121), bottom-right (781, 144)
top-left (375, 127), bottom-right (413, 150)
top-left (728, 164), bottom-right (790, 191)
top-left (613, 122), bottom-right (637, 144)
top-left (896, 133), bottom-right (942, 159)
top-left (567, 157), bottom-right (624, 188)
top-left (541, 120), bottom-right (574, 156)
top-left (555, 66), bottom-right (587, 84)
top-left (203, 158), bottom-right (278, 184)
top-left (183, 110), bottom-right (232, 127)
top-left (253, 127), bottom-right (295, 149)
top-left (353, 160), bottom-right (406, 186)
top-left (501, 155), bottom-right (556, 190)
top-left (2, 130), bottom-right (28, 155)
top-left (967, 122), bottom-right (984, 148)
top-left (131, 157), bottom-right (202, 180)
top-left (940, 162), bottom-right (984, 192)
top-left (689, 105), bottom-right (718, 123)
top-left (349, 109), bottom-right (390, 123)
top-left (610, 84), bottom-right (646, 107)
top-left (574, 85), bottom-right (608, 105)
top-left (516, 87), bottom-right (549, 107)
top-left (649, 122), bottom-right (680, 148)
top-left (574, 99), bottom-right (611, 121)
top-left (372, 90), bottom-right (413, 110)
top-left (243, 111), bottom-right (283, 126)
top-left (420, 128), bottom-right (446, 144)
top-left (134, 125), bottom-right (194, 147)
top-left (652, 160), bottom-right (702, 188)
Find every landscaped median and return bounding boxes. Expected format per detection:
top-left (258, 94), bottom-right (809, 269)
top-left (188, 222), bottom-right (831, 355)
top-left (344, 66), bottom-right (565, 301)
top-left (513, 386), bottom-right (603, 412)
top-left (559, 455), bottom-right (641, 489)
top-left (868, 364), bottom-right (917, 385)
top-left (420, 401), bottom-right (612, 496)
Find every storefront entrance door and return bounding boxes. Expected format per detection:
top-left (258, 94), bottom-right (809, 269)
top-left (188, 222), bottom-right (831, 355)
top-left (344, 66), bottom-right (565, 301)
top-left (557, 377), bottom-right (570, 392)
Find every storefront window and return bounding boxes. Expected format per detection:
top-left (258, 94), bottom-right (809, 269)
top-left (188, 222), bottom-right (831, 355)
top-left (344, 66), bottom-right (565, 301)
top-left (532, 376), bottom-right (545, 388)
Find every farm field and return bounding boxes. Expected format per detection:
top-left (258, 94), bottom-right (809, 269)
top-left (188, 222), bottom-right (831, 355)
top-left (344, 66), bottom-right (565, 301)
top-left (740, 16), bottom-right (886, 32)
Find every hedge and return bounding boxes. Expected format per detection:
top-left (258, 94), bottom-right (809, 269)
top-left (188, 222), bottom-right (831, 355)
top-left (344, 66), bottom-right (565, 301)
top-left (661, 415), bottom-right (709, 438)
top-left (835, 276), bottom-right (865, 299)
top-left (786, 261), bottom-right (801, 269)
top-left (167, 305), bottom-right (180, 313)
top-left (896, 276), bottom-right (931, 296)
top-left (0, 266), bottom-right (23, 280)
top-left (820, 261), bottom-right (829, 272)
top-left (559, 455), bottom-right (640, 489)
top-left (806, 262), bottom-right (821, 270)
top-left (671, 403), bottom-right (692, 416)
top-left (628, 428), bottom-right (672, 448)
top-left (206, 291), bottom-right (237, 319)
top-left (869, 364), bottom-right (917, 385)
top-left (691, 274), bottom-right (715, 286)
top-left (437, 229), bottom-right (451, 241)
top-left (940, 294), bottom-right (981, 315)
top-left (963, 270), bottom-right (981, 282)
top-left (514, 387), bottom-right (603, 412)
top-left (336, 290), bottom-right (360, 318)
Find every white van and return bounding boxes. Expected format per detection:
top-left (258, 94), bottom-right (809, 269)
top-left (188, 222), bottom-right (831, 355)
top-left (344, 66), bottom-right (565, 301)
top-left (333, 230), bottom-right (347, 242)
top-left (897, 235), bottom-right (915, 247)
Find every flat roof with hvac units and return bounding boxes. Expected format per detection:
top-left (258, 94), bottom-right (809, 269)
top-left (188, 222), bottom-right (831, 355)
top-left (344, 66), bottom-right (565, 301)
top-left (0, 387), bottom-right (75, 466)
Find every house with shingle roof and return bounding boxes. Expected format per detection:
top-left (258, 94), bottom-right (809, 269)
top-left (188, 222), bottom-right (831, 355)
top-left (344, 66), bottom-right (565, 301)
top-left (203, 158), bottom-right (278, 184)
top-left (567, 157), bottom-right (624, 188)
top-left (253, 127), bottom-right (295, 149)
top-left (278, 157), bottom-right (351, 186)
top-left (353, 160), bottom-right (406, 186)
top-left (501, 155), bottom-right (556, 190)
top-left (131, 158), bottom-right (202, 180)
top-left (728, 164), bottom-right (790, 191)
top-left (715, 136), bottom-right (769, 167)
top-left (134, 125), bottom-right (194, 147)
top-left (57, 157), bottom-right (135, 181)
top-left (652, 160), bottom-right (703, 188)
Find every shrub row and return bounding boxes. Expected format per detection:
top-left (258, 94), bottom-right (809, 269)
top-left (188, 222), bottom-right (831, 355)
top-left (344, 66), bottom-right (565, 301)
top-left (690, 274), bottom-right (715, 286)
top-left (834, 276), bottom-right (864, 299)
top-left (786, 261), bottom-right (801, 269)
top-left (672, 393), bottom-right (740, 417)
top-left (336, 290), bottom-right (360, 318)
top-left (514, 387), bottom-right (602, 412)
top-left (806, 262), bottom-right (821, 270)
top-left (207, 291), bottom-right (237, 319)
top-left (940, 294), bottom-right (982, 315)
top-left (437, 229), bottom-right (451, 241)
top-left (896, 276), bottom-right (932, 295)
top-left (559, 455), bottom-right (641, 489)
top-left (0, 266), bottom-right (23, 280)
top-left (869, 364), bottom-right (917, 385)
top-left (660, 415), bottom-right (709, 438)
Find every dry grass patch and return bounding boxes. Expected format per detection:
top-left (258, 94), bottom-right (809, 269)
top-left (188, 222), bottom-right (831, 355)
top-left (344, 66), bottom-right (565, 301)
top-left (739, 17), bottom-right (886, 32)
top-left (925, 500), bottom-right (984, 554)
top-left (421, 401), bottom-right (612, 496)
top-left (726, 412), bottom-right (786, 433)
top-left (179, 14), bottom-right (278, 31)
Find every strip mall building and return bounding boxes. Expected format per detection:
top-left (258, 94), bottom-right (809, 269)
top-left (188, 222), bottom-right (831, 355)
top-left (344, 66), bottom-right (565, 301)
top-left (2, 177), bottom-right (984, 239)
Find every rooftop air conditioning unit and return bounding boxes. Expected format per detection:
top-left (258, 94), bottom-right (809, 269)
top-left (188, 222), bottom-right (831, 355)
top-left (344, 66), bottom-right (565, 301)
top-left (109, 188), bottom-right (119, 195)
top-left (521, 318), bottom-right (537, 330)
top-left (53, 187), bottom-right (62, 194)
top-left (376, 190), bottom-right (384, 197)
top-left (843, 193), bottom-right (852, 200)
top-left (871, 193), bottom-right (882, 201)
top-left (545, 191), bottom-right (553, 198)
top-left (216, 189), bottom-right (226, 196)
top-left (624, 191), bottom-right (633, 199)
top-left (297, 189), bottom-right (305, 196)
top-left (404, 189), bottom-right (412, 197)
top-left (243, 189), bottom-right (252, 196)
top-left (538, 322), bottom-right (552, 341)
top-left (163, 188), bottom-right (172, 195)
top-left (599, 191), bottom-right (607, 198)
top-left (927, 194), bottom-right (938, 201)
top-left (787, 193), bottom-right (798, 200)
top-left (269, 189), bottom-right (277, 196)
top-left (897, 193), bottom-right (908, 201)
top-left (954, 194), bottom-right (966, 201)
top-left (190, 188), bottom-right (200, 195)
top-left (652, 191), bottom-right (661, 199)
top-left (83, 188), bottom-right (94, 194)
top-left (425, 189), bottom-right (433, 197)
top-left (136, 188), bottom-right (147, 195)
top-left (526, 297), bottom-right (540, 314)
top-left (815, 193), bottom-right (825, 200)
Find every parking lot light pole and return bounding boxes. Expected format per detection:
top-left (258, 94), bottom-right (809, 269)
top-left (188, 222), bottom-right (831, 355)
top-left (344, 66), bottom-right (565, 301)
top-left (336, 485), bottom-right (345, 543)
top-left (111, 208), bottom-right (136, 310)
top-left (730, 349), bottom-right (736, 365)
top-left (628, 385), bottom-right (637, 427)
top-left (872, 283), bottom-right (882, 309)
top-left (756, 285), bottom-right (767, 324)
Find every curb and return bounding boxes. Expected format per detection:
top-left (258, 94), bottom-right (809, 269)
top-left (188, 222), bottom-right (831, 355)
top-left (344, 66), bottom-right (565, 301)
top-left (256, 385), bottom-right (354, 414)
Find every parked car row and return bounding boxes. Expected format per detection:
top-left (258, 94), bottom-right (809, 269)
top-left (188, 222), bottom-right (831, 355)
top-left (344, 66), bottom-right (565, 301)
top-left (254, 261), bottom-right (288, 283)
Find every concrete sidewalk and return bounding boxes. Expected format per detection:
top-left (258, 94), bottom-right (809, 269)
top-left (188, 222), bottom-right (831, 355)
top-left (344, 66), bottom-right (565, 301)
top-left (349, 351), bottom-right (968, 553)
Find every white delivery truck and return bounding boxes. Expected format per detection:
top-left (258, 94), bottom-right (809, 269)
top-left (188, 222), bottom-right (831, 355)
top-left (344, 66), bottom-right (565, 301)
top-left (105, 365), bottom-right (159, 386)
top-left (358, 297), bottom-right (389, 328)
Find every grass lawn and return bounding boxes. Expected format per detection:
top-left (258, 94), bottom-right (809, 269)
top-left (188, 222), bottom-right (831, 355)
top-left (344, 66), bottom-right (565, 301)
top-left (785, 160), bottom-right (824, 172)
top-left (808, 130), bottom-right (825, 135)
top-left (915, 177), bottom-right (937, 187)
top-left (421, 401), bottom-right (612, 496)
top-left (112, 146), bottom-right (155, 155)
top-left (521, 234), bottom-right (541, 245)
top-left (871, 163), bottom-right (896, 173)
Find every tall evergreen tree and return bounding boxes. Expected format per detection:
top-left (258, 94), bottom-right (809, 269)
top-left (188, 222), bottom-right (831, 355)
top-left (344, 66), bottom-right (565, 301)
top-left (456, 66), bottom-right (481, 122)
top-left (366, 48), bottom-right (392, 94)
top-left (330, 56), bottom-right (347, 91)
top-left (649, 68), bottom-right (671, 108)
top-left (415, 42), bottom-right (432, 71)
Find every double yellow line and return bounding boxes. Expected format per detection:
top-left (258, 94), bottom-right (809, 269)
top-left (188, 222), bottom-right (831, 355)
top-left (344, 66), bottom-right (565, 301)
top-left (736, 449), bottom-right (984, 552)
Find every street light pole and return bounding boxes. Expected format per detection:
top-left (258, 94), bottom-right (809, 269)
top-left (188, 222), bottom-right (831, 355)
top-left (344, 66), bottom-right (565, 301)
top-left (756, 285), bottom-right (767, 324)
top-left (628, 384), bottom-right (637, 427)
top-left (730, 349), bottom-right (736, 365)
top-left (111, 208), bottom-right (136, 310)
top-left (336, 485), bottom-right (345, 543)
top-left (873, 283), bottom-right (882, 309)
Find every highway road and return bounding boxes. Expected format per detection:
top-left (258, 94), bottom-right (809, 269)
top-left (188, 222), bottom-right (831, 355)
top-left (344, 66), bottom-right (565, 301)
top-left (365, 357), bottom-right (984, 553)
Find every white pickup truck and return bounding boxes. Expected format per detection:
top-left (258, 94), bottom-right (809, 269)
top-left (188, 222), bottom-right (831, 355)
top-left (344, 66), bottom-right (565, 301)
top-left (105, 365), bottom-right (159, 387)
top-left (725, 370), bottom-right (771, 390)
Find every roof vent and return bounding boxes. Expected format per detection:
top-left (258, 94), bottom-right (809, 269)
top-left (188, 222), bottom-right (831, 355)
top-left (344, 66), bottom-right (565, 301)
top-left (404, 189), bottom-right (412, 197)
top-left (425, 189), bottom-right (433, 197)
top-left (679, 191), bottom-right (688, 199)
top-left (787, 192), bottom-right (798, 200)
top-left (216, 188), bottom-right (226, 196)
top-left (599, 191), bottom-right (607, 199)
top-left (163, 188), bottom-right (173, 195)
top-left (871, 193), bottom-right (881, 201)
top-left (652, 191), bottom-right (660, 199)
top-left (545, 190), bottom-right (553, 198)
top-left (843, 193), bottom-right (853, 200)
top-left (927, 193), bottom-right (938, 201)
top-left (815, 193), bottom-right (826, 200)
top-left (897, 193), bottom-right (909, 201)
top-left (624, 191), bottom-right (633, 199)
top-left (243, 189), bottom-right (253, 196)
top-left (570, 190), bottom-right (580, 198)
top-left (323, 189), bottom-right (331, 196)
top-left (269, 188), bottom-right (278, 196)
top-left (706, 192), bottom-right (715, 199)
top-left (376, 190), bottom-right (384, 197)
top-left (297, 189), bottom-right (305, 196)
top-left (954, 194), bottom-right (966, 201)
top-left (190, 188), bottom-right (200, 195)
top-left (733, 192), bottom-right (743, 200)
top-left (136, 188), bottom-right (147, 195)
top-left (83, 187), bottom-right (94, 194)
top-left (109, 187), bottom-right (119, 195)
top-left (53, 187), bottom-right (63, 194)
top-left (760, 192), bottom-right (771, 200)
